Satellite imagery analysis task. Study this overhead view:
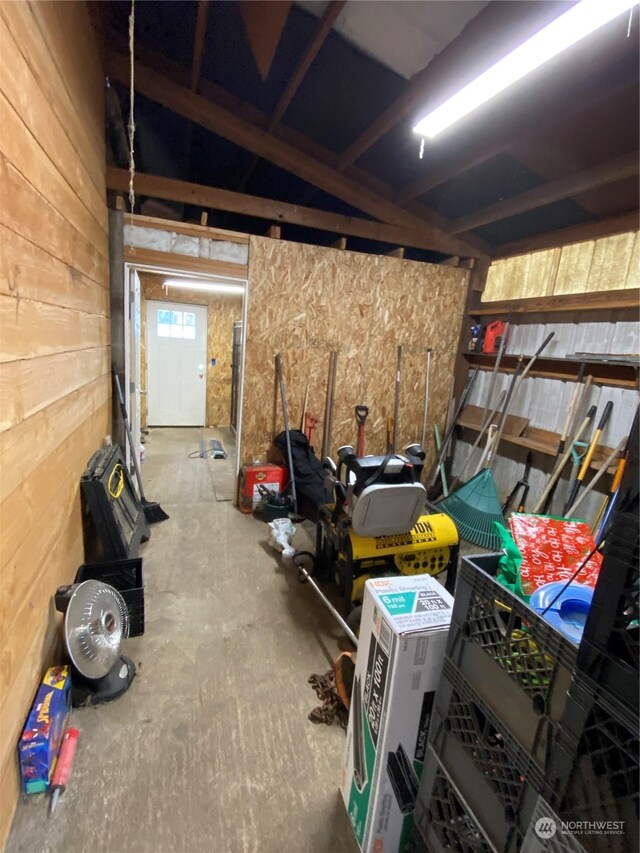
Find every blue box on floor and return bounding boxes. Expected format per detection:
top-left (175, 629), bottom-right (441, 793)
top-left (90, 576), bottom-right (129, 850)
top-left (18, 665), bottom-right (71, 794)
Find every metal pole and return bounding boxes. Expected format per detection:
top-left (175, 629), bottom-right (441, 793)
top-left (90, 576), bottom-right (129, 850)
top-left (275, 353), bottom-right (297, 515)
top-left (296, 562), bottom-right (359, 647)
top-left (392, 345), bottom-right (402, 452)
top-left (420, 348), bottom-right (432, 448)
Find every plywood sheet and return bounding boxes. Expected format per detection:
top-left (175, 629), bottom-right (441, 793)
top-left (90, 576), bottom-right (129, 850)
top-left (140, 274), bottom-right (243, 428)
top-left (241, 239), bottom-right (469, 468)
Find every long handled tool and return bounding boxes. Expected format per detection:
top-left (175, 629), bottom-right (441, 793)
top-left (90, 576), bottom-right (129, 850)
top-left (355, 406), bottom-right (369, 457)
top-left (503, 452), bottom-right (533, 515)
top-left (532, 406), bottom-right (597, 514)
top-left (476, 354), bottom-right (524, 475)
top-left (433, 424), bottom-right (448, 497)
top-left (450, 332), bottom-right (553, 491)
top-left (563, 401), bottom-right (613, 515)
top-left (392, 345), bottom-right (402, 452)
top-left (592, 449), bottom-right (628, 535)
top-left (275, 353), bottom-right (298, 516)
top-left (426, 368), bottom-right (479, 489)
top-left (420, 348), bottom-right (432, 447)
top-left (540, 366), bottom-right (589, 514)
top-left (300, 384), bottom-right (309, 431)
top-left (321, 351), bottom-right (337, 459)
top-left (113, 371), bottom-right (169, 524)
top-left (565, 437), bottom-right (626, 518)
top-left (594, 450), bottom-right (629, 545)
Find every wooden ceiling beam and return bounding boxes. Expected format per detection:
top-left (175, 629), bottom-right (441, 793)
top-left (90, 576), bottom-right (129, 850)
top-left (107, 167), bottom-right (472, 254)
top-left (105, 49), bottom-right (486, 257)
top-left (101, 31), bottom-right (486, 258)
top-left (238, 0), bottom-right (345, 191)
top-left (190, 0), bottom-right (209, 92)
top-left (270, 0), bottom-right (345, 132)
top-left (493, 210), bottom-right (640, 259)
top-left (447, 152), bottom-right (639, 236)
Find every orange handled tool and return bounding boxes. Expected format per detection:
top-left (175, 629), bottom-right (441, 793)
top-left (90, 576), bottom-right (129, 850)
top-left (50, 728), bottom-right (80, 814)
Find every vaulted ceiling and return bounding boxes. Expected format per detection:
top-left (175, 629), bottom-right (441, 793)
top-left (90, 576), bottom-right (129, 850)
top-left (97, 0), bottom-right (640, 262)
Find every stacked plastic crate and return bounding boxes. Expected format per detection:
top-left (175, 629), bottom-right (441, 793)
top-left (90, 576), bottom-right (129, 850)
top-left (412, 501), bottom-right (639, 853)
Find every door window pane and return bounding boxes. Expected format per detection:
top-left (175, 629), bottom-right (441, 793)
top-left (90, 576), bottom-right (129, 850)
top-left (171, 311), bottom-right (183, 325)
top-left (183, 325), bottom-right (196, 340)
top-left (184, 312), bottom-right (195, 326)
top-left (157, 323), bottom-right (171, 337)
top-left (157, 309), bottom-right (171, 324)
top-left (170, 325), bottom-right (183, 338)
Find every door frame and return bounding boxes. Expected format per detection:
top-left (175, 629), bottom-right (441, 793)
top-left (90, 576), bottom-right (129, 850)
top-left (123, 258), bottom-right (248, 484)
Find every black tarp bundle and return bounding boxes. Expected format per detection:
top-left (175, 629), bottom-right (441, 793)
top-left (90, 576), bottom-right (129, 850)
top-left (274, 430), bottom-right (331, 520)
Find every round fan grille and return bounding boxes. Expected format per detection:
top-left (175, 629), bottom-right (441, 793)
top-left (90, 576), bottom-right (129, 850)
top-left (64, 580), bottom-right (129, 679)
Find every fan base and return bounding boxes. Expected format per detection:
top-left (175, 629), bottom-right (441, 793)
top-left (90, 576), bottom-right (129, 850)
top-left (71, 655), bottom-right (136, 707)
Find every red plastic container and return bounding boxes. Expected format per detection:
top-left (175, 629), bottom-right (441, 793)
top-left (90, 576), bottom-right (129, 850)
top-left (483, 320), bottom-right (506, 353)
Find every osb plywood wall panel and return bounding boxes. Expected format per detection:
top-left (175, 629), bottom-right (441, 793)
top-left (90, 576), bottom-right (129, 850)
top-left (241, 238), bottom-right (469, 467)
top-left (139, 274), bottom-right (242, 427)
top-left (0, 3), bottom-right (108, 844)
top-left (484, 231), bottom-right (640, 301)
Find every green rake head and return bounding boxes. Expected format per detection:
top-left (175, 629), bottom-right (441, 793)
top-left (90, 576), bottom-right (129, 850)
top-left (437, 469), bottom-right (505, 550)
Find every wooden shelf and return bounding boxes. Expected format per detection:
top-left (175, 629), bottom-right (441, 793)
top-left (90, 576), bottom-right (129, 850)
top-left (457, 416), bottom-right (618, 472)
top-left (463, 352), bottom-right (638, 389)
top-left (467, 287), bottom-right (639, 317)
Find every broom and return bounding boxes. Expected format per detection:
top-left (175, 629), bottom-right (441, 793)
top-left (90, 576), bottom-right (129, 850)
top-left (113, 371), bottom-right (169, 524)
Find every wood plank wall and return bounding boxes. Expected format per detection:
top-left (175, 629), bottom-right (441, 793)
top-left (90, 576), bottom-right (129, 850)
top-left (241, 238), bottom-right (469, 467)
top-left (483, 230), bottom-right (640, 301)
top-left (0, 3), bottom-right (108, 844)
top-left (139, 273), bottom-right (243, 428)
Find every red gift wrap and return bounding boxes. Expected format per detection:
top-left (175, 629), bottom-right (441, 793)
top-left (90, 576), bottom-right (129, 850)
top-left (509, 513), bottom-right (603, 597)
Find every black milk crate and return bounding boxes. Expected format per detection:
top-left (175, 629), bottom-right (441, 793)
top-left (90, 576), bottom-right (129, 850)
top-left (427, 657), bottom-right (544, 850)
top-left (414, 746), bottom-right (502, 853)
top-left (577, 508), bottom-right (639, 713)
top-left (448, 555), bottom-right (577, 773)
top-left (521, 796), bottom-right (587, 853)
top-left (75, 558), bottom-right (145, 637)
top-left (549, 677), bottom-right (639, 853)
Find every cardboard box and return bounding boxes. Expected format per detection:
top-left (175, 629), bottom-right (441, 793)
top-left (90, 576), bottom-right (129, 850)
top-left (238, 463), bottom-right (288, 513)
top-left (341, 575), bottom-right (453, 853)
top-left (19, 665), bottom-right (71, 794)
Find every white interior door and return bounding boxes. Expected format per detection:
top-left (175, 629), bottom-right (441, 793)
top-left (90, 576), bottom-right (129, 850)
top-left (146, 300), bottom-right (207, 426)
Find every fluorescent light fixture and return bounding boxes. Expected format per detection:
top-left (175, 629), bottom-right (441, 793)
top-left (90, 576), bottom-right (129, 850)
top-left (413, 0), bottom-right (637, 139)
top-left (163, 279), bottom-right (245, 295)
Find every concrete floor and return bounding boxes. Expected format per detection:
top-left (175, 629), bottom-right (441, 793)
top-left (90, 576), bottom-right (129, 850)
top-left (8, 428), bottom-right (359, 853)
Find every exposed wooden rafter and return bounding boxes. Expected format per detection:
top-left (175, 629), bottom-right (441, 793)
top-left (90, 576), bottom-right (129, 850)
top-left (447, 152), bottom-right (639, 236)
top-left (107, 167), bottom-right (473, 253)
top-left (238, 0), bottom-right (345, 191)
top-left (190, 1), bottom-right (209, 92)
top-left (101, 30), bottom-right (488, 257)
top-left (105, 49), bottom-right (486, 257)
